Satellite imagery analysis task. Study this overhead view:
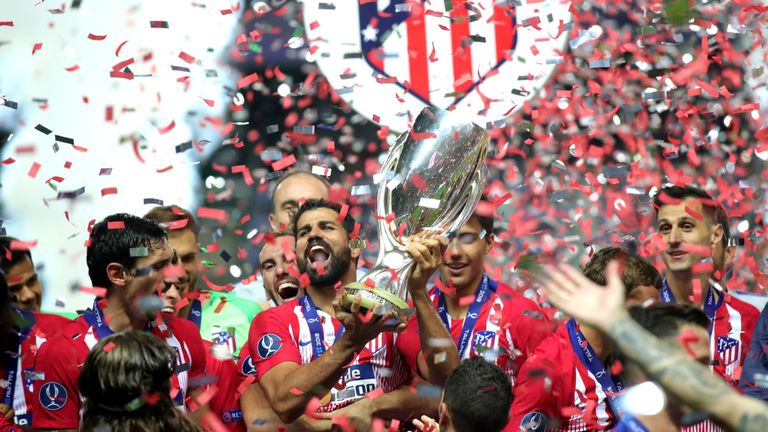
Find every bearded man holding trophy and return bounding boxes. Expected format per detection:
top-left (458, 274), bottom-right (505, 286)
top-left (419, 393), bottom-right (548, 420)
top-left (245, 108), bottom-right (489, 431)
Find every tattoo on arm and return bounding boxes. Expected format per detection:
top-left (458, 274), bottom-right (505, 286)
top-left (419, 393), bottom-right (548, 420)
top-left (605, 316), bottom-right (750, 428)
top-left (738, 413), bottom-right (768, 432)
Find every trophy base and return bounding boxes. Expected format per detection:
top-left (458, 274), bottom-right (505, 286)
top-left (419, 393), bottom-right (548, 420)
top-left (341, 282), bottom-right (409, 318)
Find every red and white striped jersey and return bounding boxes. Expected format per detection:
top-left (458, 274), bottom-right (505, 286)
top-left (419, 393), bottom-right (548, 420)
top-left (508, 324), bottom-right (619, 432)
top-left (248, 297), bottom-right (412, 413)
top-left (31, 306), bottom-right (206, 430)
top-left (710, 293), bottom-right (760, 386)
top-left (0, 311), bottom-right (69, 428)
top-left (397, 279), bottom-right (550, 384)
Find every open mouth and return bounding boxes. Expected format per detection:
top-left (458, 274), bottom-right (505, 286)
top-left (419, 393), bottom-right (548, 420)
top-left (307, 242), bottom-right (331, 266)
top-left (668, 250), bottom-right (688, 259)
top-left (162, 306), bottom-right (176, 314)
top-left (276, 278), bottom-right (300, 300)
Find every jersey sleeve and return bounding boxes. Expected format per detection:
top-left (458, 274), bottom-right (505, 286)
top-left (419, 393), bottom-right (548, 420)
top-left (31, 335), bottom-right (83, 430)
top-left (394, 315), bottom-right (421, 372)
top-left (236, 342), bottom-right (258, 378)
top-left (506, 352), bottom-right (561, 432)
top-left (247, 307), bottom-right (300, 382)
top-left (739, 305), bottom-right (768, 399)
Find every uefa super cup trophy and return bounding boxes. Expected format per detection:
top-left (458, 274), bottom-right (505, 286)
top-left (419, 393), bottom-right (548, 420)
top-left (343, 107), bottom-right (489, 316)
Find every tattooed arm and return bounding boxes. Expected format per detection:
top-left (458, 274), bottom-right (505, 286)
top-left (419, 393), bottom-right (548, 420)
top-left (539, 262), bottom-right (768, 432)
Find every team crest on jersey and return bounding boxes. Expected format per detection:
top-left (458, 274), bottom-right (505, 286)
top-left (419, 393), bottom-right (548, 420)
top-left (717, 336), bottom-right (740, 373)
top-left (303, 0), bottom-right (571, 132)
top-left (257, 333), bottom-right (282, 360)
top-left (39, 382), bottom-right (67, 411)
top-left (472, 330), bottom-right (496, 353)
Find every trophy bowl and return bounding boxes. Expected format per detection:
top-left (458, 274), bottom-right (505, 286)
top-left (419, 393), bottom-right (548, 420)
top-left (342, 107), bottom-right (489, 318)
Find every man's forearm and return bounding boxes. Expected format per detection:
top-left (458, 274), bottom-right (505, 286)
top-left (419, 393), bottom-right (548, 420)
top-left (270, 334), bottom-right (360, 423)
top-left (603, 313), bottom-right (768, 431)
top-left (371, 385), bottom-right (440, 420)
top-left (410, 288), bottom-right (459, 385)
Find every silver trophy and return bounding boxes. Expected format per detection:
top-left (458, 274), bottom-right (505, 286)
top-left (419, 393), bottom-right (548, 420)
top-left (343, 107), bottom-right (489, 316)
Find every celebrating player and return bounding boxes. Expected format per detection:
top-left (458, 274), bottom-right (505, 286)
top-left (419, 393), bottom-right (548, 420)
top-left (510, 246), bottom-right (662, 431)
top-left (32, 214), bottom-right (208, 430)
top-left (654, 185), bottom-right (759, 386)
top-left (246, 199), bottom-right (456, 429)
top-left (396, 211), bottom-right (551, 384)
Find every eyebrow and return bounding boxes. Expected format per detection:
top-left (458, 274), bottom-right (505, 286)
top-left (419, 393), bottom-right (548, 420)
top-left (281, 200), bottom-right (299, 209)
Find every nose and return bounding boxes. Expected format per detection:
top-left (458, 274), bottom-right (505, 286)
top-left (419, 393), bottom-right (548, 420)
top-left (444, 238), bottom-right (462, 259)
top-left (17, 286), bottom-right (36, 305)
top-left (668, 226), bottom-right (682, 245)
top-left (164, 284), bottom-right (181, 303)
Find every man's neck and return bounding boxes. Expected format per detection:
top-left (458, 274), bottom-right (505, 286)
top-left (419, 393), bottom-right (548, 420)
top-left (578, 321), bottom-right (612, 363)
top-left (666, 270), bottom-right (713, 306)
top-left (101, 296), bottom-right (147, 333)
top-left (307, 267), bottom-right (357, 316)
top-left (444, 273), bottom-right (484, 320)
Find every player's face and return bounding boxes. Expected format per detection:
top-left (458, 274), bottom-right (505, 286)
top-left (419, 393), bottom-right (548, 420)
top-left (269, 175), bottom-right (328, 231)
top-left (5, 256), bottom-right (42, 312)
top-left (439, 217), bottom-right (491, 292)
top-left (657, 198), bottom-right (721, 273)
top-left (168, 229), bottom-right (199, 294)
top-left (295, 208), bottom-right (354, 288)
top-left (260, 235), bottom-right (302, 305)
top-left (125, 241), bottom-right (174, 319)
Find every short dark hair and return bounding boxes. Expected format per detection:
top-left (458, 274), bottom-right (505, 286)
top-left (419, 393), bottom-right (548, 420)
top-left (143, 205), bottom-right (200, 237)
top-left (583, 246), bottom-right (662, 296)
top-left (0, 236), bottom-right (33, 274)
top-left (291, 199), bottom-right (356, 238)
top-left (629, 303), bottom-right (709, 338)
top-left (470, 214), bottom-right (494, 241)
top-left (443, 357), bottom-right (512, 432)
top-left (80, 331), bottom-right (201, 431)
top-left (271, 170), bottom-right (330, 212)
top-left (87, 214), bottom-right (168, 289)
top-left (653, 185), bottom-right (729, 246)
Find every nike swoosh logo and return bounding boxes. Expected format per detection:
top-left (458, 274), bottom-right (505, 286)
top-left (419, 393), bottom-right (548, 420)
top-left (299, 340), bottom-right (311, 347)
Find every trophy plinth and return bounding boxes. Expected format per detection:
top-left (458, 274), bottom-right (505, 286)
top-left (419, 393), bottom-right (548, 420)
top-left (342, 107), bottom-right (488, 317)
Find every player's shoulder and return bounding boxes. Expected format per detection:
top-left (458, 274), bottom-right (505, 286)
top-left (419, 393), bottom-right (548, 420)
top-left (32, 311), bottom-right (72, 333)
top-left (725, 292), bottom-right (762, 318)
top-left (259, 298), bottom-right (300, 321)
top-left (163, 313), bottom-right (203, 339)
top-left (526, 324), bottom-right (572, 364)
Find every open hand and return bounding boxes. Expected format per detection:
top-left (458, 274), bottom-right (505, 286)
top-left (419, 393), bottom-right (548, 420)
top-left (412, 415), bottom-right (439, 432)
top-left (538, 261), bottom-right (627, 330)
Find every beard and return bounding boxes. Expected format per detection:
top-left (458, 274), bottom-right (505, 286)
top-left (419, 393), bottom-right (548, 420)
top-left (298, 240), bottom-right (353, 288)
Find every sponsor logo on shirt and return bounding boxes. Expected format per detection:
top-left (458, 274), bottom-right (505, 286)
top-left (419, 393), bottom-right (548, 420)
top-left (257, 333), bottom-right (282, 360)
top-left (39, 382), bottom-right (67, 411)
top-left (241, 355), bottom-right (257, 376)
top-left (221, 408), bottom-right (244, 424)
top-left (329, 364), bottom-right (377, 405)
top-left (717, 336), bottom-right (740, 375)
top-left (520, 411), bottom-right (547, 432)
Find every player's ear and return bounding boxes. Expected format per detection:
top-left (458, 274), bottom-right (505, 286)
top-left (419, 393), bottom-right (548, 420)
top-left (484, 233), bottom-right (494, 255)
top-left (710, 224), bottom-right (724, 249)
top-left (106, 262), bottom-right (128, 287)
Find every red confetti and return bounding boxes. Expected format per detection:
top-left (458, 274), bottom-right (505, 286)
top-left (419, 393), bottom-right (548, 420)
top-left (102, 341), bottom-right (116, 352)
top-left (101, 187), bottom-right (118, 196)
top-left (107, 221), bottom-right (126, 229)
top-left (196, 207), bottom-right (229, 223)
top-left (87, 33), bottom-right (107, 41)
top-left (27, 162), bottom-right (40, 178)
top-left (115, 40), bottom-right (128, 57)
top-left (80, 286), bottom-right (108, 297)
top-left (0, 22), bottom-right (13, 27)
top-left (237, 72), bottom-right (260, 89)
top-left (178, 51), bottom-right (196, 63)
top-left (65, 64), bottom-right (80, 72)
top-left (272, 154), bottom-right (297, 171)
top-left (158, 120), bottom-right (176, 135)
top-left (32, 42), bottom-right (42, 55)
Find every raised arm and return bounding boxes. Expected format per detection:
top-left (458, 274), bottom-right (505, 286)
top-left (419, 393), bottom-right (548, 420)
top-left (405, 234), bottom-right (460, 385)
top-left (539, 262), bottom-right (768, 432)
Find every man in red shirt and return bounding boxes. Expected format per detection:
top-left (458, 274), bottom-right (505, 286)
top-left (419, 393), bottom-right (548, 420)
top-left (510, 246), bottom-right (662, 431)
top-left (31, 213), bottom-right (208, 430)
top-left (258, 232), bottom-right (302, 306)
top-left (247, 199), bottom-right (457, 430)
top-left (396, 212), bottom-right (551, 384)
top-left (0, 236), bottom-right (45, 312)
top-left (653, 185), bottom-right (760, 387)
